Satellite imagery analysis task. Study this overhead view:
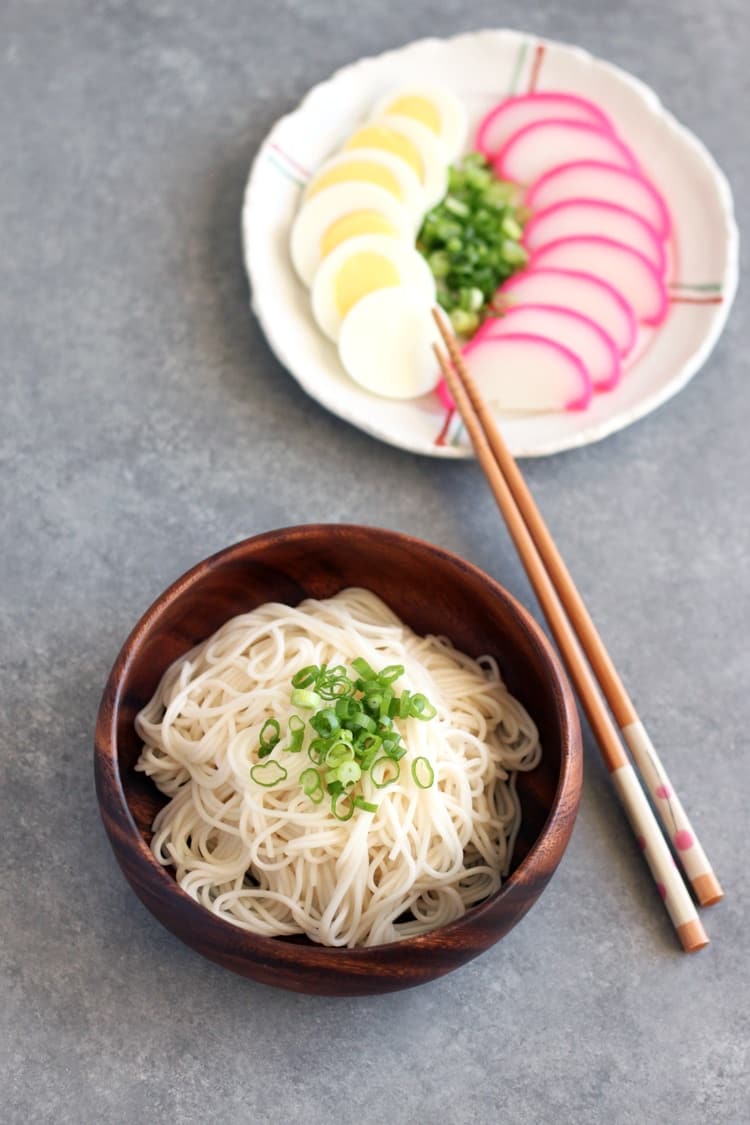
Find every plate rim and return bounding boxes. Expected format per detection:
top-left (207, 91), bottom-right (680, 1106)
top-left (242, 27), bottom-right (739, 459)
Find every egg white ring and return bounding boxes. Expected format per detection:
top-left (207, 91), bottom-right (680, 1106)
top-left (304, 148), bottom-right (426, 229)
top-left (290, 182), bottom-right (413, 287)
top-left (359, 114), bottom-right (449, 211)
top-left (311, 235), bottom-right (436, 341)
top-left (372, 84), bottom-right (468, 162)
top-left (338, 286), bottom-right (444, 399)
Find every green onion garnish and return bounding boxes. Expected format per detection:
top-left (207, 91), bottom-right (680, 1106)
top-left (370, 756), bottom-right (400, 788)
top-left (287, 714), bottom-right (305, 752)
top-left (333, 760), bottom-right (361, 788)
top-left (291, 688), bottom-right (321, 710)
top-left (331, 792), bottom-right (355, 821)
top-left (324, 740), bottom-right (353, 766)
top-left (317, 666), bottom-right (354, 699)
top-left (417, 152), bottom-right (527, 336)
top-left (291, 665), bottom-right (320, 689)
top-left (252, 657), bottom-right (438, 811)
top-left (411, 756), bottom-right (435, 789)
top-left (257, 717), bottom-right (281, 758)
top-left (352, 796), bottom-right (379, 813)
top-left (250, 760), bottom-right (288, 787)
top-left (398, 690), bottom-right (412, 719)
top-left (307, 738), bottom-right (329, 765)
top-left (378, 664), bottom-right (404, 684)
top-left (300, 767), bottom-right (321, 794)
top-left (351, 657), bottom-right (376, 681)
top-left (310, 707), bottom-right (339, 739)
top-left (409, 693), bottom-right (437, 721)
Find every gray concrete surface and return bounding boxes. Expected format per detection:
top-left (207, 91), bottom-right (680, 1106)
top-left (1, 1), bottom-right (748, 1122)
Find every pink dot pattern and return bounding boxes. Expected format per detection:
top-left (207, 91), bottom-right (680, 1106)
top-left (674, 829), bottom-right (694, 851)
top-left (655, 784), bottom-right (671, 799)
top-left (657, 882), bottom-right (667, 900)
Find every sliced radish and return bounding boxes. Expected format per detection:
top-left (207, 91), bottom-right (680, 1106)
top-left (477, 305), bottom-right (621, 392)
top-left (525, 161), bottom-right (671, 239)
top-left (497, 268), bottom-right (636, 356)
top-left (495, 120), bottom-right (637, 186)
top-left (475, 93), bottom-right (613, 159)
top-left (523, 200), bottom-right (666, 275)
top-left (530, 236), bottom-right (668, 325)
top-left (461, 333), bottom-right (592, 413)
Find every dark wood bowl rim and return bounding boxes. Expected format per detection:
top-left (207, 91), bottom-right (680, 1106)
top-left (96, 523), bottom-right (581, 967)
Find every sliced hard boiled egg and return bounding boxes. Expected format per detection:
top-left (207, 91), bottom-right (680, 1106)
top-left (346, 116), bottom-right (448, 209)
top-left (311, 235), bottom-right (436, 341)
top-left (304, 149), bottom-right (425, 227)
top-left (290, 183), bottom-right (412, 287)
top-left (372, 84), bottom-right (468, 161)
top-left (338, 287), bottom-right (444, 399)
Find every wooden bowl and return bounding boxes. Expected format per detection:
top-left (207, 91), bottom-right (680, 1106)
top-left (95, 525), bottom-right (582, 995)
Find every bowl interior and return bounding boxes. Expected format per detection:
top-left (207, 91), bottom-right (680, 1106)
top-left (114, 526), bottom-right (567, 914)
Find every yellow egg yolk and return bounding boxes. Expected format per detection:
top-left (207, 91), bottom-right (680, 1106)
top-left (334, 252), bottom-right (401, 318)
top-left (320, 211), bottom-right (398, 258)
top-left (344, 126), bottom-right (423, 181)
top-left (308, 160), bottom-right (403, 201)
top-left (385, 95), bottom-right (441, 136)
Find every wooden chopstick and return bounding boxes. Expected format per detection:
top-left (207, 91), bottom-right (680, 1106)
top-left (433, 320), bottom-right (722, 908)
top-left (432, 326), bottom-right (709, 953)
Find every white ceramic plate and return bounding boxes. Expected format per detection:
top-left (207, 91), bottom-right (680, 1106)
top-left (242, 29), bottom-right (738, 458)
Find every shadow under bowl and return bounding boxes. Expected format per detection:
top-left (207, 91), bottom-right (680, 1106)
top-left (95, 524), bottom-right (582, 995)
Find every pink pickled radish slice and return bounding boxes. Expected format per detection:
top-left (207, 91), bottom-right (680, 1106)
top-left (525, 161), bottom-right (671, 239)
top-left (530, 236), bottom-right (668, 325)
top-left (523, 200), bottom-right (666, 275)
top-left (497, 268), bottom-right (637, 355)
top-left (495, 120), bottom-right (638, 186)
top-left (461, 332), bottom-right (592, 412)
top-left (478, 304), bottom-right (621, 391)
top-left (475, 93), bottom-right (613, 159)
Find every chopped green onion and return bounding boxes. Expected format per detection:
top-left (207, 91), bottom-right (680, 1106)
top-left (300, 767), bottom-right (321, 795)
top-left (291, 665), bottom-right (320, 689)
top-left (398, 690), bottom-right (412, 719)
top-left (250, 760), bottom-right (288, 787)
top-left (409, 694), bottom-right (437, 721)
top-left (308, 738), bottom-right (329, 765)
top-left (353, 796), bottom-right (379, 813)
top-left (450, 308), bottom-right (480, 336)
top-left (331, 792), bottom-right (354, 821)
top-left (258, 717), bottom-right (281, 758)
top-left (284, 657), bottom-right (437, 811)
top-left (418, 152), bottom-right (526, 336)
top-left (371, 756), bottom-right (400, 789)
top-left (378, 664), bottom-right (404, 685)
top-left (335, 760), bottom-right (361, 788)
top-left (310, 708), bottom-right (339, 738)
top-left (351, 657), bottom-right (376, 681)
top-left (318, 666), bottom-right (354, 699)
top-left (411, 756), bottom-right (435, 789)
top-left (335, 696), bottom-right (360, 721)
top-left (291, 688), bottom-right (321, 710)
top-left (325, 741), bottom-right (355, 768)
top-left (349, 711), bottom-right (376, 734)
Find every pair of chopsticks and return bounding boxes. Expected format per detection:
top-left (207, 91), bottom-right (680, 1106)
top-left (432, 311), bottom-right (722, 954)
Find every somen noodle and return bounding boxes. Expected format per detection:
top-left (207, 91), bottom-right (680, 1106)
top-left (135, 588), bottom-right (541, 947)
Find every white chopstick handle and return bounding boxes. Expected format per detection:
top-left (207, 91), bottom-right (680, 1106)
top-left (622, 721), bottom-right (719, 896)
top-left (610, 763), bottom-right (707, 951)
